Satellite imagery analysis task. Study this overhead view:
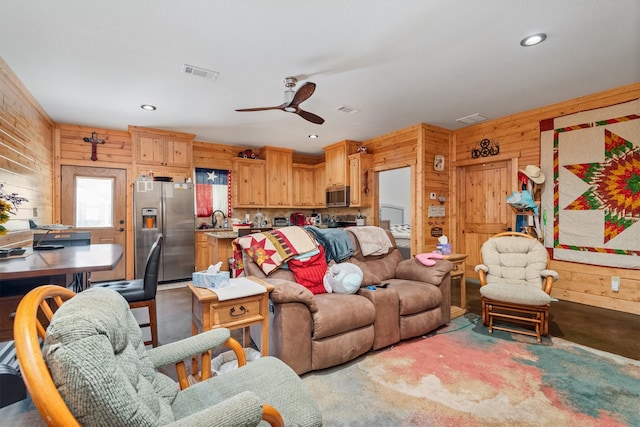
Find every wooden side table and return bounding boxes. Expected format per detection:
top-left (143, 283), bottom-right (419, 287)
top-left (188, 277), bottom-right (274, 353)
top-left (187, 277), bottom-right (274, 377)
top-left (444, 253), bottom-right (468, 319)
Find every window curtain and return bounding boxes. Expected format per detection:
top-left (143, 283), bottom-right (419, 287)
top-left (195, 168), bottom-right (230, 218)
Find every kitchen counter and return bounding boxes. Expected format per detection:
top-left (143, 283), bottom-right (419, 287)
top-left (204, 231), bottom-right (238, 239)
top-left (204, 232), bottom-right (237, 272)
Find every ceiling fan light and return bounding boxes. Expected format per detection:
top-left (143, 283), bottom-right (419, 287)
top-left (283, 88), bottom-right (295, 105)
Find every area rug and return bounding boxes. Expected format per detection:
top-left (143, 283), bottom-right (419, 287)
top-left (302, 314), bottom-right (640, 427)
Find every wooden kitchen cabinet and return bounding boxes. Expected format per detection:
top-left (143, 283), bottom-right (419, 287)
top-left (131, 128), bottom-right (193, 168)
top-left (207, 233), bottom-right (235, 272)
top-left (130, 126), bottom-right (194, 181)
top-left (292, 164), bottom-right (315, 207)
top-left (264, 146), bottom-right (293, 207)
top-left (323, 140), bottom-right (359, 188)
top-left (313, 163), bottom-right (326, 207)
top-left (349, 153), bottom-right (373, 207)
top-left (232, 158), bottom-right (266, 207)
top-left (195, 231), bottom-right (211, 272)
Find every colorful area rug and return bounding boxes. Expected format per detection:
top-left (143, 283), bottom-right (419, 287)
top-left (303, 314), bottom-right (640, 427)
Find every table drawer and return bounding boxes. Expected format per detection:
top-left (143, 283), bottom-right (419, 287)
top-left (213, 298), bottom-right (263, 325)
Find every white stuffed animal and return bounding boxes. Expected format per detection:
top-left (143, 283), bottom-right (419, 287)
top-left (323, 263), bottom-right (363, 294)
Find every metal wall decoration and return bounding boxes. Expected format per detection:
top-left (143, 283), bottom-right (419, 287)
top-left (83, 131), bottom-right (105, 161)
top-left (471, 138), bottom-right (500, 158)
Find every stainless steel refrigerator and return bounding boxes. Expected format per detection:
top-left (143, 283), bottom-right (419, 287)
top-left (134, 181), bottom-right (195, 282)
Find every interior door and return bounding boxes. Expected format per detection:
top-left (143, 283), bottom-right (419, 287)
top-left (60, 166), bottom-right (126, 281)
top-left (458, 160), bottom-right (512, 278)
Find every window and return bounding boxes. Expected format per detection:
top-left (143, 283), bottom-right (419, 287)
top-left (75, 177), bottom-right (113, 227)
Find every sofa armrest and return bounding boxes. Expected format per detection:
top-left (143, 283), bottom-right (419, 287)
top-left (167, 391), bottom-right (263, 426)
top-left (395, 258), bottom-right (453, 286)
top-left (267, 278), bottom-right (318, 313)
top-left (146, 328), bottom-right (231, 368)
top-left (541, 269), bottom-right (559, 281)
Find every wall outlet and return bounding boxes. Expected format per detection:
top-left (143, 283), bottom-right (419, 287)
top-left (430, 192), bottom-right (437, 200)
top-left (611, 276), bottom-right (620, 292)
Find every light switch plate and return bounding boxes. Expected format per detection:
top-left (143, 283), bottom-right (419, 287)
top-left (430, 192), bottom-right (437, 200)
top-left (611, 276), bottom-right (620, 292)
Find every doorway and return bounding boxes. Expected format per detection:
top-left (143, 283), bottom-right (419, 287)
top-left (60, 166), bottom-right (126, 281)
top-left (378, 167), bottom-right (411, 258)
top-left (456, 160), bottom-right (513, 278)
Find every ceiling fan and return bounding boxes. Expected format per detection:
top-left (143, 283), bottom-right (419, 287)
top-left (235, 77), bottom-right (325, 124)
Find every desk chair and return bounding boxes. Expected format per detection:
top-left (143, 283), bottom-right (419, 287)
top-left (95, 234), bottom-right (162, 347)
top-left (474, 232), bottom-right (558, 342)
top-left (13, 285), bottom-right (322, 427)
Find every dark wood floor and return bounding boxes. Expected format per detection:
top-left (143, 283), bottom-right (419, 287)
top-left (462, 280), bottom-right (640, 360)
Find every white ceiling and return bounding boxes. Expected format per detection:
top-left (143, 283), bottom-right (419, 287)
top-left (1, 1), bottom-right (638, 155)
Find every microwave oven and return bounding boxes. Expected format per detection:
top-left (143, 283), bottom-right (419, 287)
top-left (326, 186), bottom-right (350, 207)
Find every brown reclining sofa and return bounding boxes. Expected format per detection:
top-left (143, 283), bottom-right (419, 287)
top-left (240, 226), bottom-right (453, 375)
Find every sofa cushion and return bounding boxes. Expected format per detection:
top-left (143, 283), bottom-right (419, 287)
top-left (481, 236), bottom-right (548, 288)
top-left (390, 280), bottom-right (443, 315)
top-left (312, 294), bottom-right (376, 339)
top-left (480, 283), bottom-right (552, 306)
top-left (43, 288), bottom-right (177, 426)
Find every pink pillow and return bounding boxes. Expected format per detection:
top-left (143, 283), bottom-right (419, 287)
top-left (415, 252), bottom-right (444, 267)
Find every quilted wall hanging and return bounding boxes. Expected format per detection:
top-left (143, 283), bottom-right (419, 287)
top-left (540, 99), bottom-right (639, 269)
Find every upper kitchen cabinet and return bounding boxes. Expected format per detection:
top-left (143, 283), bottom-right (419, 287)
top-left (313, 163), bottom-right (326, 207)
top-left (263, 146), bottom-right (293, 207)
top-left (292, 163), bottom-right (315, 208)
top-left (232, 158), bottom-right (266, 207)
top-left (323, 140), bottom-right (360, 188)
top-left (130, 126), bottom-right (194, 180)
top-left (130, 126), bottom-right (193, 167)
top-left (349, 153), bottom-right (372, 207)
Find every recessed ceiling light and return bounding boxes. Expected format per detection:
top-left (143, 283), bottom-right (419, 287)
top-left (140, 104), bottom-right (156, 111)
top-left (520, 33), bottom-right (547, 47)
top-left (308, 134), bottom-right (319, 139)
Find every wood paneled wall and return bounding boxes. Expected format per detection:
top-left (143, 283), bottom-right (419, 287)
top-left (0, 57), bottom-right (54, 248)
top-left (362, 123), bottom-right (452, 255)
top-left (452, 82), bottom-right (640, 314)
top-left (54, 124), bottom-right (134, 277)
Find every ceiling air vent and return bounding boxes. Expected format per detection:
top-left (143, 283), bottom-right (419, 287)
top-left (336, 105), bottom-right (361, 114)
top-left (182, 64), bottom-right (219, 80)
top-left (456, 113), bottom-right (490, 124)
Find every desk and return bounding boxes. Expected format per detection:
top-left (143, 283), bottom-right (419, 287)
top-left (188, 277), bottom-right (273, 375)
top-left (0, 244), bottom-right (123, 408)
top-left (0, 244), bottom-right (123, 340)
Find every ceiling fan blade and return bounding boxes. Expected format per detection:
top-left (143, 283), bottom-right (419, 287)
top-left (297, 109), bottom-right (325, 125)
top-left (235, 104), bottom-right (286, 112)
top-left (288, 82), bottom-right (316, 107)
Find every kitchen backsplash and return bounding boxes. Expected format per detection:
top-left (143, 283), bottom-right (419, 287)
top-left (196, 206), bottom-right (371, 228)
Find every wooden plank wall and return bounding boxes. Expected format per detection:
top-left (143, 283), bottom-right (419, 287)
top-left (362, 123), bottom-right (452, 255)
top-left (452, 82), bottom-right (640, 314)
top-left (0, 57), bottom-right (54, 248)
top-left (54, 124), bottom-right (134, 277)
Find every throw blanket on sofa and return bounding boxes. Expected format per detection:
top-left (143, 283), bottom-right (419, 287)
top-left (232, 226), bottom-right (318, 276)
top-left (304, 226), bottom-right (354, 262)
top-left (347, 226), bottom-right (393, 256)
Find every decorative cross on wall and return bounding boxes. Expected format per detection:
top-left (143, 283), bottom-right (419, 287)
top-left (83, 131), bottom-right (105, 161)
